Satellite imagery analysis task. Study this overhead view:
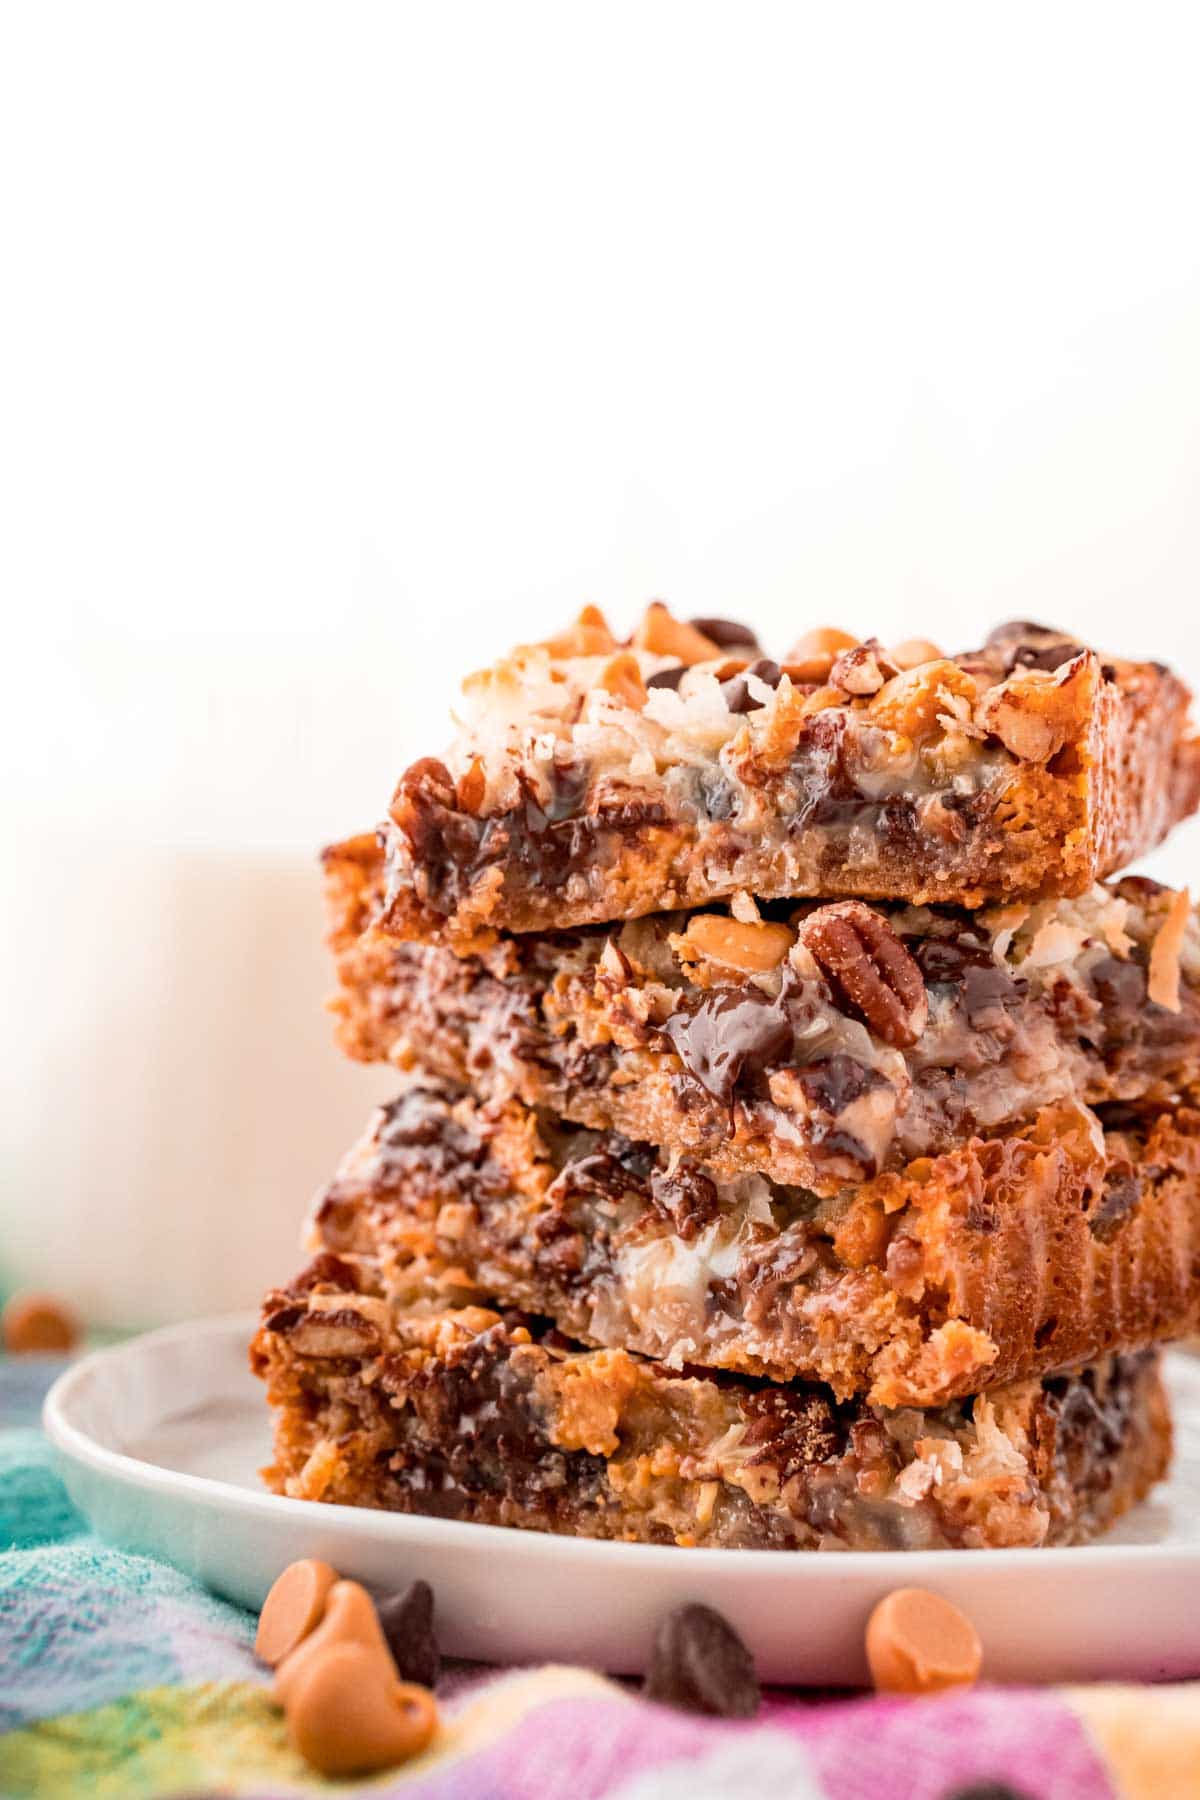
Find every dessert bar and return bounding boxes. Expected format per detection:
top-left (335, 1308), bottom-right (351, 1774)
top-left (251, 1262), bottom-right (1169, 1552)
top-left (377, 610), bottom-right (1200, 943)
top-left (309, 1079), bottom-right (1200, 1406)
top-left (329, 840), bottom-right (1200, 1194)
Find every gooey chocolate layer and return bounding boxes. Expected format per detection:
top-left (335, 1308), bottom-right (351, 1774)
top-left (327, 842), bottom-right (1200, 1196)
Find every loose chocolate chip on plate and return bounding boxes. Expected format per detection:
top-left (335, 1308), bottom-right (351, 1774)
top-left (375, 1579), bottom-right (441, 1688)
top-left (643, 1602), bottom-right (760, 1718)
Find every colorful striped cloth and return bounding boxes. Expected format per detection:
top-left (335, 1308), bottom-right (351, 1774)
top-left (2, 1357), bottom-right (1197, 1799)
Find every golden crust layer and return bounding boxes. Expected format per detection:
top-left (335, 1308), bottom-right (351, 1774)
top-left (307, 1080), bottom-right (1200, 1407)
top-left (251, 1267), bottom-right (1170, 1552)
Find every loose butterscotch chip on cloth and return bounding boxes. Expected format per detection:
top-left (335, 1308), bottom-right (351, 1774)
top-left (254, 1559), bottom-right (338, 1667)
top-left (866, 1588), bottom-right (983, 1695)
top-left (285, 1642), bottom-right (438, 1776)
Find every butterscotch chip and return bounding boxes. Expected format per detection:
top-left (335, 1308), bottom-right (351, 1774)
top-left (676, 913), bottom-right (794, 973)
top-left (890, 637), bottom-right (944, 671)
top-left (632, 602), bottom-right (722, 664)
top-left (597, 652), bottom-right (649, 711)
top-left (784, 626), bottom-right (859, 681)
top-left (1, 1292), bottom-right (79, 1355)
top-left (286, 1641), bottom-right (438, 1776)
top-left (275, 1578), bottom-right (396, 1706)
top-left (255, 1559), bottom-right (339, 1667)
top-left (865, 1587), bottom-right (982, 1694)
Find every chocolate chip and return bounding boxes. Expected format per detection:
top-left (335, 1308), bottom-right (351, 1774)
top-left (941, 1785), bottom-right (1032, 1800)
top-left (1005, 640), bottom-right (1084, 673)
top-left (375, 1579), bottom-right (441, 1687)
top-left (722, 659), bottom-right (783, 713)
top-left (649, 1164), bottom-right (720, 1240)
top-left (642, 1603), bottom-right (760, 1718)
top-left (646, 665), bottom-right (686, 691)
top-left (663, 979), bottom-right (796, 1107)
top-left (688, 615), bottom-right (759, 649)
top-left (1088, 1162), bottom-right (1142, 1242)
top-left (693, 766), bottom-right (738, 820)
top-left (984, 620), bottom-right (1060, 645)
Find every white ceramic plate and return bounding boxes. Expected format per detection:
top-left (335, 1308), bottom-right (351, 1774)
top-left (44, 1314), bottom-right (1200, 1686)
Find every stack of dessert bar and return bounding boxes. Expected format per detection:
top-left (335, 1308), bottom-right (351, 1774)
top-left (254, 608), bottom-right (1200, 1551)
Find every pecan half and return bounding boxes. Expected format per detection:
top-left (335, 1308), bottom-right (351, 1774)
top-left (795, 901), bottom-right (928, 1046)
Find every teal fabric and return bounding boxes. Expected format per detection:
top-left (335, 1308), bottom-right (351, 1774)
top-left (0, 1357), bottom-right (260, 1732)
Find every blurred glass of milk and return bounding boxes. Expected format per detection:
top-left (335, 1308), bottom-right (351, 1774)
top-left (1, 831), bottom-right (394, 1327)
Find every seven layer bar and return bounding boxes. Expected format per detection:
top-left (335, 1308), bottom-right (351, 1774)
top-left (255, 611), bottom-right (1200, 1548)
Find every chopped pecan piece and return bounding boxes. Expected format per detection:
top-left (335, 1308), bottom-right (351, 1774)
top-left (795, 901), bottom-right (929, 1047)
top-left (829, 638), bottom-right (899, 697)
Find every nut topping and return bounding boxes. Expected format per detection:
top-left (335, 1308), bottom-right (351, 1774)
top-left (676, 913), bottom-right (794, 973)
top-left (976, 652), bottom-right (1091, 762)
top-left (829, 637), bottom-right (899, 697)
top-left (795, 901), bottom-right (929, 1046)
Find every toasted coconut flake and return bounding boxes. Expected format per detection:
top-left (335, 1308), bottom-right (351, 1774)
top-left (1149, 886), bottom-right (1191, 1012)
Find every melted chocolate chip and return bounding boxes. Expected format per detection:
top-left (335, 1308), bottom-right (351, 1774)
top-left (1005, 640), bottom-right (1084, 673)
top-left (643, 1604), bottom-right (760, 1718)
top-left (742, 1386), bottom-right (844, 1476)
top-left (912, 933), bottom-right (994, 983)
top-left (792, 1052), bottom-right (882, 1115)
top-left (722, 659), bottom-right (783, 713)
top-left (649, 1165), bottom-right (720, 1239)
top-left (1088, 956), bottom-right (1148, 1047)
top-left (375, 1580), bottom-right (441, 1687)
top-left (689, 615), bottom-right (760, 649)
top-left (662, 977), bottom-right (796, 1107)
top-left (560, 1141), bottom-right (657, 1201)
top-left (911, 934), bottom-right (1020, 1027)
top-left (392, 1323), bottom-right (608, 1516)
top-left (646, 665), bottom-right (686, 691)
top-left (1088, 1161), bottom-right (1143, 1242)
top-left (692, 766), bottom-right (738, 821)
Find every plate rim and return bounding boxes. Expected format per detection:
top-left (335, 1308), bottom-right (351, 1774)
top-left (43, 1311), bottom-right (1200, 1577)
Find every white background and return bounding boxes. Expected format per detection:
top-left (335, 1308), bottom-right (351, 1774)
top-left (4, 5), bottom-right (1200, 1321)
